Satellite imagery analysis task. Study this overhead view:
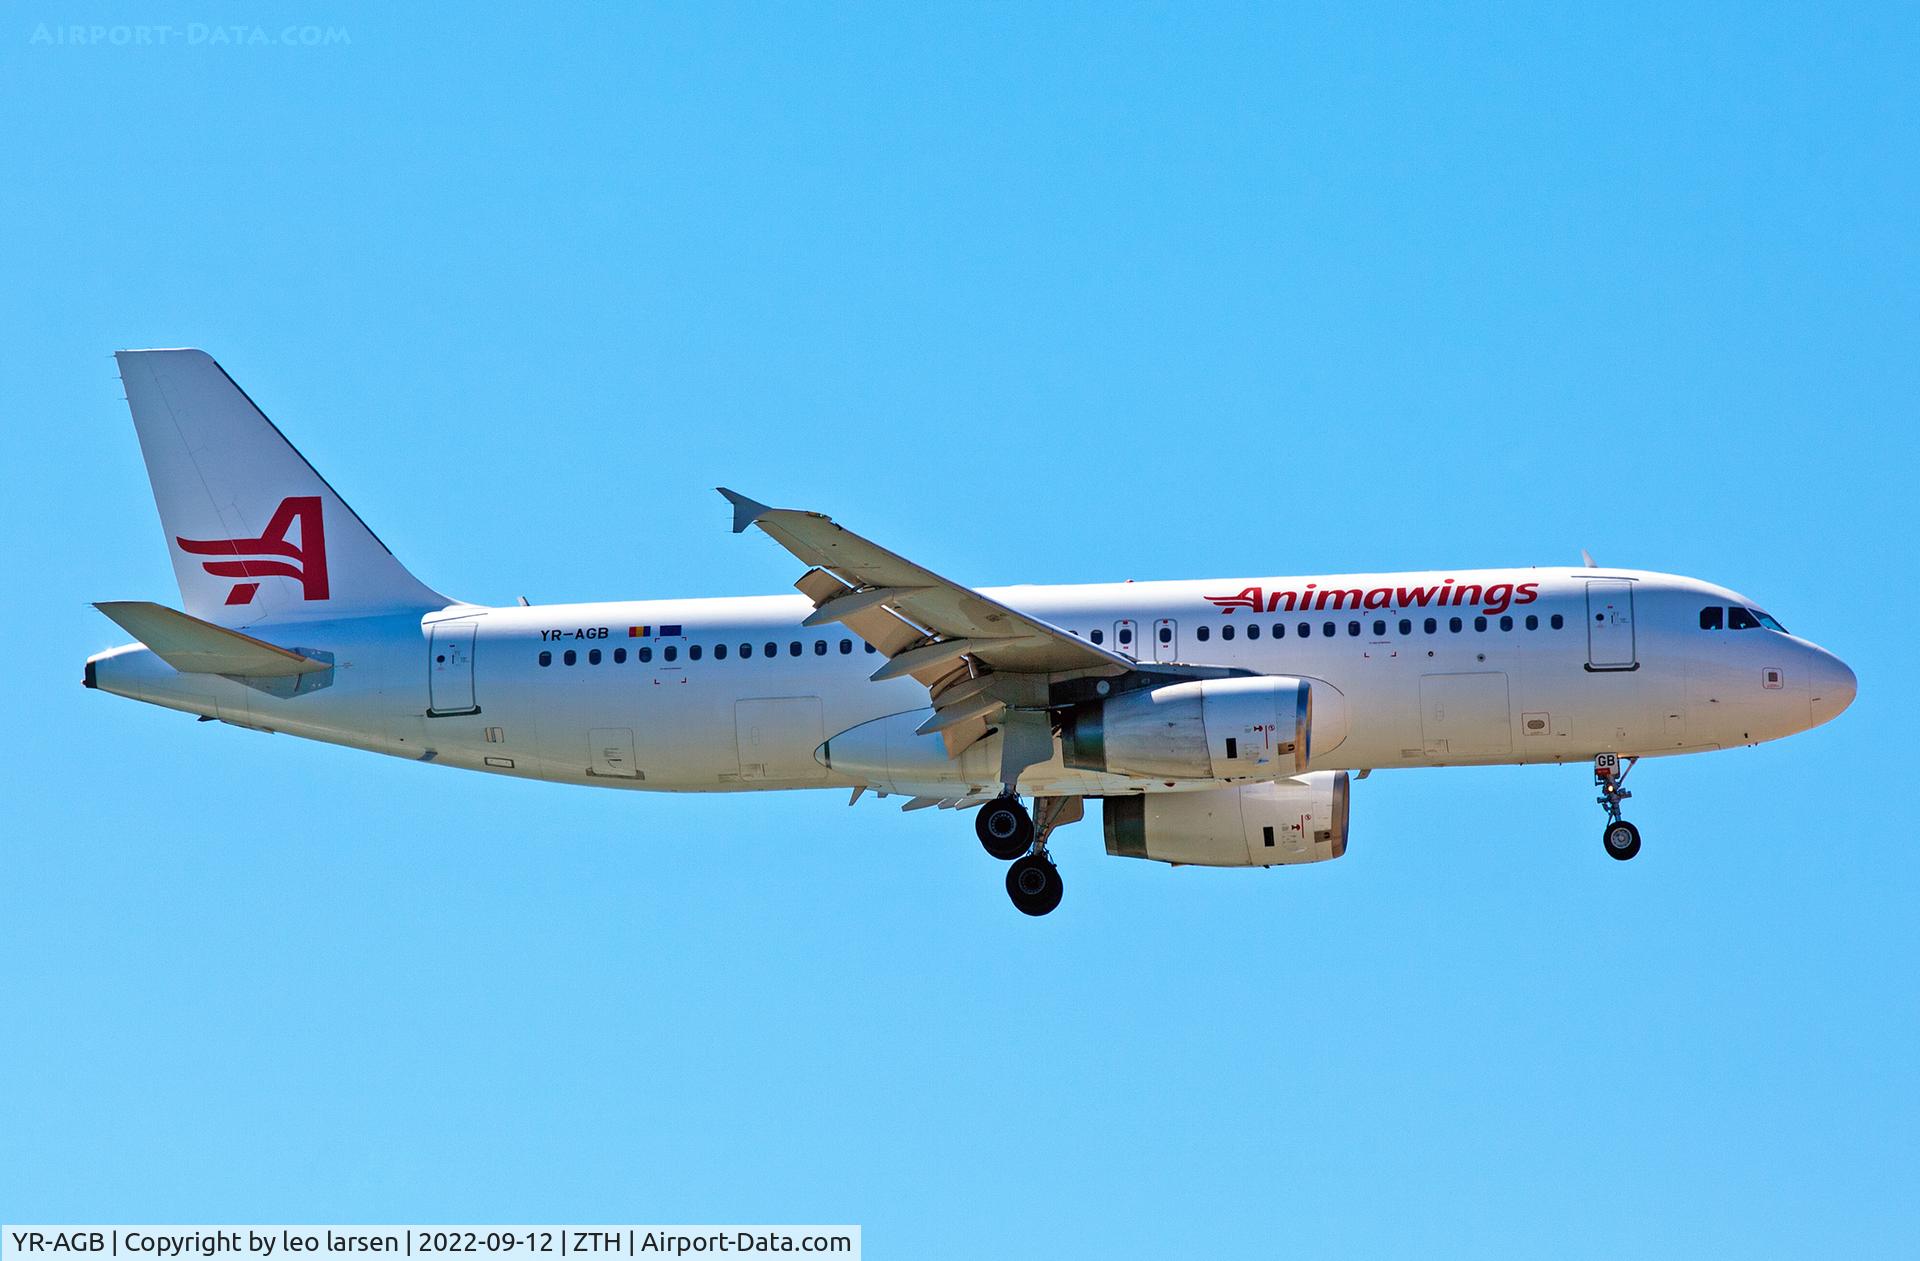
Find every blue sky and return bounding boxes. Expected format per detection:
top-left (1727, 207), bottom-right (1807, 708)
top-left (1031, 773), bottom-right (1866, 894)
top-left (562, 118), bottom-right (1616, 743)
top-left (3, 3), bottom-right (1915, 1254)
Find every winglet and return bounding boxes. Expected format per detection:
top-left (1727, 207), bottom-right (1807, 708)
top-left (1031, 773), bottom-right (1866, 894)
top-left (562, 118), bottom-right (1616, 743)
top-left (717, 487), bottom-right (773, 534)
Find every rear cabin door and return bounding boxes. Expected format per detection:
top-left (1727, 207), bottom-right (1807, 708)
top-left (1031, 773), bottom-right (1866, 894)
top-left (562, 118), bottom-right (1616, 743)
top-left (428, 620), bottom-right (479, 716)
top-left (1151, 618), bottom-right (1178, 663)
top-left (1585, 580), bottom-right (1638, 670)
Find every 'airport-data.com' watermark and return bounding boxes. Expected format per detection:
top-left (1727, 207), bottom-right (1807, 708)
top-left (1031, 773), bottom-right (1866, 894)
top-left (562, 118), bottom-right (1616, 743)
top-left (29, 22), bottom-right (350, 48)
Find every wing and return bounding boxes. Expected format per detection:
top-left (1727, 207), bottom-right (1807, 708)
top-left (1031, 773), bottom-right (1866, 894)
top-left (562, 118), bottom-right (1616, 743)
top-left (719, 489), bottom-right (1131, 757)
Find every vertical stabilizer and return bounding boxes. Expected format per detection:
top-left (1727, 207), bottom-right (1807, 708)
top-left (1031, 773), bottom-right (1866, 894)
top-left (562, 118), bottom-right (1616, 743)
top-left (115, 349), bottom-right (449, 625)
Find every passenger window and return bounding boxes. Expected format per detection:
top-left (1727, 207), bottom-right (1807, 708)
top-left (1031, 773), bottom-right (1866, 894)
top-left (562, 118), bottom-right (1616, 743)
top-left (789, 641), bottom-right (802, 656)
top-left (614, 647), bottom-right (627, 664)
top-left (1247, 624), bottom-right (1260, 640)
top-left (1222, 625), bottom-right (1236, 642)
top-left (1119, 628), bottom-right (1133, 645)
top-left (1091, 629), bottom-right (1104, 645)
top-left (563, 649), bottom-right (577, 666)
top-left (1298, 622), bottom-right (1311, 638)
top-left (1550, 614), bottom-right (1564, 629)
top-left (1273, 623), bottom-right (1285, 639)
top-left (1424, 618), bottom-right (1437, 634)
top-left (664, 646), bottom-right (677, 662)
top-left (1699, 606), bottom-right (1723, 630)
top-left (1373, 620), bottom-right (1386, 637)
top-left (1158, 626), bottom-right (1171, 644)
top-left (840, 639), bottom-right (853, 654)
top-left (865, 642), bottom-right (877, 653)
top-left (538, 650), bottom-right (552, 667)
top-left (689, 645), bottom-right (702, 661)
top-left (638, 646), bottom-right (652, 663)
top-left (714, 644), bottom-right (727, 660)
top-left (1196, 625), bottom-right (1211, 642)
top-left (1449, 617), bottom-right (1462, 633)
top-left (814, 640), bottom-right (827, 655)
top-left (1728, 607), bottom-right (1761, 631)
top-left (1499, 615), bottom-right (1512, 631)
top-left (1398, 619), bottom-right (1411, 636)
top-left (1473, 616), bottom-right (1487, 632)
top-left (1347, 621), bottom-right (1360, 636)
top-left (739, 642), bottom-right (751, 658)
top-left (1525, 614), bottom-right (1538, 630)
top-left (588, 648), bottom-right (602, 665)
top-left (1322, 621), bottom-right (1335, 637)
top-left (764, 642), bottom-right (777, 658)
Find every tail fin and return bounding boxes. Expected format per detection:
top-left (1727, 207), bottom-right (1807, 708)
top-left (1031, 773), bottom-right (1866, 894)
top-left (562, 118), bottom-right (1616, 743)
top-left (115, 349), bottom-right (448, 624)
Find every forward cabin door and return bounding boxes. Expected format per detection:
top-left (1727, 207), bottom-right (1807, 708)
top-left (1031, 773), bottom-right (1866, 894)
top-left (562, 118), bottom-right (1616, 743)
top-left (428, 619), bottom-right (480, 716)
top-left (1585, 580), bottom-right (1637, 670)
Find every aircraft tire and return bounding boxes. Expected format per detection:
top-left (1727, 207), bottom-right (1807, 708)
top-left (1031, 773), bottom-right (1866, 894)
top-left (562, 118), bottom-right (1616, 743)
top-left (976, 796), bottom-right (1034, 860)
top-left (1603, 820), bottom-right (1642, 862)
top-left (1006, 854), bottom-right (1064, 916)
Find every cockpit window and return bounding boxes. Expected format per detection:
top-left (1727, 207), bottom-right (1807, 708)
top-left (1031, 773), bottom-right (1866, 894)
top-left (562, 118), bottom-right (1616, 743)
top-left (1703, 604), bottom-right (1787, 633)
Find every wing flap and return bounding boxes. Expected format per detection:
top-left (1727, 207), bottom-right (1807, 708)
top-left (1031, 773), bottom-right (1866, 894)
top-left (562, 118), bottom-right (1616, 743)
top-left (94, 600), bottom-right (330, 677)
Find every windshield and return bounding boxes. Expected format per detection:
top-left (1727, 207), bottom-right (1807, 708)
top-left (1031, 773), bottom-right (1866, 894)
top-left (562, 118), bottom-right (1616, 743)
top-left (1705, 604), bottom-right (1789, 633)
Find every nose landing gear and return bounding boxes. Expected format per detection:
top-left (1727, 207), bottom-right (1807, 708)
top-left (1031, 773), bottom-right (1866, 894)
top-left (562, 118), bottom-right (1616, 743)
top-left (1595, 753), bottom-right (1642, 861)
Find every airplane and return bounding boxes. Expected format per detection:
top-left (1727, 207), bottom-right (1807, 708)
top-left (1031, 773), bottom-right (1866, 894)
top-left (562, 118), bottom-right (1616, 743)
top-left (86, 349), bottom-right (1857, 916)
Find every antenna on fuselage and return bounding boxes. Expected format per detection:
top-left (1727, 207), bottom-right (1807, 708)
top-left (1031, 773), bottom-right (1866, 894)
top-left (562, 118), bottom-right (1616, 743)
top-left (1580, 549), bottom-right (1596, 568)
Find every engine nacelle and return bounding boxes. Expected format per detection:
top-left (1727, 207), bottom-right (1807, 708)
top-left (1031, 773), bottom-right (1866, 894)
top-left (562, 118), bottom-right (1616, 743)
top-left (1103, 772), bottom-right (1351, 867)
top-left (1060, 676), bottom-right (1311, 781)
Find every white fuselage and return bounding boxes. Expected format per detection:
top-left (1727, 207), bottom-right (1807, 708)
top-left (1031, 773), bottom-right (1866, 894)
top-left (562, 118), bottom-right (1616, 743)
top-left (89, 566), bottom-right (1854, 800)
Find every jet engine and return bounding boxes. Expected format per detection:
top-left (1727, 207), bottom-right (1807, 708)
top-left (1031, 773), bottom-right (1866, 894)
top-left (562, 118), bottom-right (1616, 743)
top-left (1103, 772), bottom-right (1350, 867)
top-left (1060, 676), bottom-right (1312, 781)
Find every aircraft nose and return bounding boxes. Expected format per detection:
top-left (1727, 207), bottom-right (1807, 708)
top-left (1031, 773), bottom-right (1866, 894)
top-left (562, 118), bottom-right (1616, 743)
top-left (1807, 649), bottom-right (1857, 727)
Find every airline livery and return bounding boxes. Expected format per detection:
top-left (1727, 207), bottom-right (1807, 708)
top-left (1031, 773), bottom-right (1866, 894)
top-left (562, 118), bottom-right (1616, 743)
top-left (87, 351), bottom-right (1857, 915)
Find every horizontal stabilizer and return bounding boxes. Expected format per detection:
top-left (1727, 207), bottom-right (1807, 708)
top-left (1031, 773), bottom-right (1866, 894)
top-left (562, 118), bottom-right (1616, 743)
top-left (93, 601), bottom-right (330, 677)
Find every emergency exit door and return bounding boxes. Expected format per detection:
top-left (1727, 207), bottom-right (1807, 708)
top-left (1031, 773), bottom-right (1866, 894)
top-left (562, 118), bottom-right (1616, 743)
top-left (1585, 580), bottom-right (1637, 671)
top-left (1152, 618), bottom-right (1178, 663)
top-left (428, 620), bottom-right (480, 716)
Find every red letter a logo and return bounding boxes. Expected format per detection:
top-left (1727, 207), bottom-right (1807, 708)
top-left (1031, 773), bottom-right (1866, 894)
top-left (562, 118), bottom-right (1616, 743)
top-left (175, 496), bottom-right (331, 605)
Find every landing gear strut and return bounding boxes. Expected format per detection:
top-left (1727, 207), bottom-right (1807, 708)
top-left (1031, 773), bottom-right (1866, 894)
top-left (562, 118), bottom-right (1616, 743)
top-left (1595, 753), bottom-right (1642, 861)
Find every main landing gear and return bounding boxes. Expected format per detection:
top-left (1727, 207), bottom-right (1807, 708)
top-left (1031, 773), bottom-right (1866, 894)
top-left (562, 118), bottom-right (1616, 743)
top-left (975, 793), bottom-right (1072, 916)
top-left (1595, 753), bottom-right (1642, 861)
